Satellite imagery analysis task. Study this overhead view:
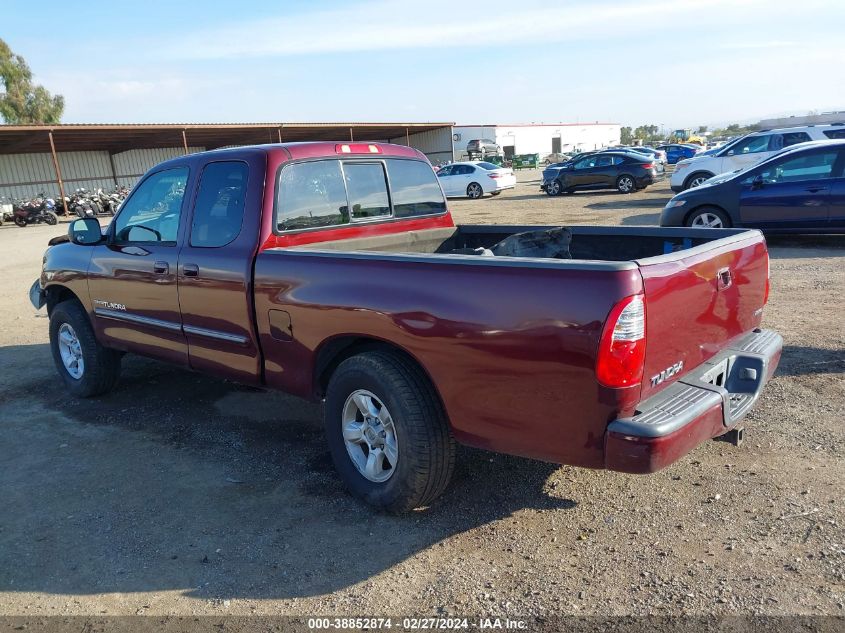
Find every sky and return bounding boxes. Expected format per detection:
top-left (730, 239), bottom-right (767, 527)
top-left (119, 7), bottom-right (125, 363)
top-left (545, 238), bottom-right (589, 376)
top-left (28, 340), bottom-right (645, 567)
top-left (2, 0), bottom-right (845, 129)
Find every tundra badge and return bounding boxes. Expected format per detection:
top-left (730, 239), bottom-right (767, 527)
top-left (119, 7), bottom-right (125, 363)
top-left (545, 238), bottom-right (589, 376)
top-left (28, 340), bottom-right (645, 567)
top-left (651, 361), bottom-right (684, 387)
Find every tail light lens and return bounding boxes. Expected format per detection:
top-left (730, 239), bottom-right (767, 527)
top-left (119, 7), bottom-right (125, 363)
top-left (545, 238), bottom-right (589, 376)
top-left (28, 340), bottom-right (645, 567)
top-left (641, 162), bottom-right (654, 170)
top-left (488, 173), bottom-right (502, 179)
top-left (596, 294), bottom-right (646, 388)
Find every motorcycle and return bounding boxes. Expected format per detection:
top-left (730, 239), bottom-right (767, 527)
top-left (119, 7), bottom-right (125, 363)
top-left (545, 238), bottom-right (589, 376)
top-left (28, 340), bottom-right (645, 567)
top-left (13, 198), bottom-right (58, 227)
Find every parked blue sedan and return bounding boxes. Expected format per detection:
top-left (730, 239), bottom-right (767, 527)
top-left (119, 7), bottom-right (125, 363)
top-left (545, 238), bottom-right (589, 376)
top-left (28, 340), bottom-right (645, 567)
top-left (659, 140), bottom-right (845, 232)
top-left (656, 143), bottom-right (700, 164)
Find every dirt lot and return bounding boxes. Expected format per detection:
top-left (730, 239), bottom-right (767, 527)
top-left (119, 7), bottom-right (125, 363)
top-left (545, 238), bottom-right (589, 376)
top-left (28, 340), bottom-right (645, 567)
top-left (0, 171), bottom-right (843, 624)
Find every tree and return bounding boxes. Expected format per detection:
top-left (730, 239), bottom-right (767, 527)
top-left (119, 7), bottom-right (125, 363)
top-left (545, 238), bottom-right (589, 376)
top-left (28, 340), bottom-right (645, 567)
top-left (620, 126), bottom-right (633, 145)
top-left (697, 125), bottom-right (708, 134)
top-left (0, 38), bottom-right (64, 124)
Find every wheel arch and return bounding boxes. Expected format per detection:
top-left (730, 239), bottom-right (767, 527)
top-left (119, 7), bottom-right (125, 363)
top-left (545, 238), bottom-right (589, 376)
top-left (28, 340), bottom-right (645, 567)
top-left (314, 335), bottom-right (447, 412)
top-left (684, 171), bottom-right (715, 189)
top-left (45, 284), bottom-right (84, 316)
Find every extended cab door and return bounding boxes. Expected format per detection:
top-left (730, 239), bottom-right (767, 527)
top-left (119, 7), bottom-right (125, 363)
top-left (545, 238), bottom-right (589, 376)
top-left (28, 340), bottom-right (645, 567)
top-left (177, 156), bottom-right (265, 384)
top-left (738, 147), bottom-right (840, 229)
top-left (87, 167), bottom-right (190, 365)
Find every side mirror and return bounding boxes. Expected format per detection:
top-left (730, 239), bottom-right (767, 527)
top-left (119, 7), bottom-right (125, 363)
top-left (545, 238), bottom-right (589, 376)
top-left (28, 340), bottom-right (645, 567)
top-left (68, 218), bottom-right (103, 245)
top-left (751, 175), bottom-right (764, 190)
top-left (727, 150), bottom-right (735, 156)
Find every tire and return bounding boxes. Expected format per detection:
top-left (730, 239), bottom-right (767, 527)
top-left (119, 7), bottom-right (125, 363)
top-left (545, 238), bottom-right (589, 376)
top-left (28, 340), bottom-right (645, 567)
top-left (466, 182), bottom-right (483, 200)
top-left (616, 175), bottom-right (636, 193)
top-left (685, 206), bottom-right (731, 229)
top-left (44, 211), bottom-right (58, 225)
top-left (545, 179), bottom-right (563, 196)
top-left (684, 172), bottom-right (714, 190)
top-left (324, 350), bottom-right (456, 512)
top-left (14, 216), bottom-right (27, 227)
top-left (49, 300), bottom-right (121, 397)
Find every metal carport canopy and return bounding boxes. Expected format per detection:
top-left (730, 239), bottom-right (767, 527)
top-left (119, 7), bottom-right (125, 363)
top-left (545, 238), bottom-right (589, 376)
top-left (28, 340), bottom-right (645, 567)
top-left (0, 122), bottom-right (455, 155)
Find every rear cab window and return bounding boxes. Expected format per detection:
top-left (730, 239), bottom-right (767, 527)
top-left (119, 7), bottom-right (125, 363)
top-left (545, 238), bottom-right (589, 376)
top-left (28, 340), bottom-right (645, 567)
top-left (276, 158), bottom-right (446, 232)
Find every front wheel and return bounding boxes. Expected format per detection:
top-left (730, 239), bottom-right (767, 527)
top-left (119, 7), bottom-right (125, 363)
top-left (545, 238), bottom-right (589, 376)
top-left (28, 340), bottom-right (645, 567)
top-left (546, 180), bottom-right (562, 196)
top-left (49, 300), bottom-right (121, 397)
top-left (44, 211), bottom-right (58, 225)
top-left (324, 351), bottom-right (455, 512)
top-left (685, 172), bottom-right (714, 190)
top-left (685, 207), bottom-right (731, 229)
top-left (14, 216), bottom-right (27, 227)
top-left (616, 175), bottom-right (636, 193)
top-left (466, 182), bottom-right (483, 199)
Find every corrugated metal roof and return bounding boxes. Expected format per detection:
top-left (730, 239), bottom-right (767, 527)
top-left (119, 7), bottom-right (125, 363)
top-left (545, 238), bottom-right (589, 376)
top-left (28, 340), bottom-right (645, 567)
top-left (0, 122), bottom-right (454, 154)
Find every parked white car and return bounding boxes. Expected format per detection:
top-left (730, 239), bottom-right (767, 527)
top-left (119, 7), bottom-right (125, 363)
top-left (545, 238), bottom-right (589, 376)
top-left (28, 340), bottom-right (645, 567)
top-left (670, 124), bottom-right (845, 192)
top-left (437, 161), bottom-right (516, 199)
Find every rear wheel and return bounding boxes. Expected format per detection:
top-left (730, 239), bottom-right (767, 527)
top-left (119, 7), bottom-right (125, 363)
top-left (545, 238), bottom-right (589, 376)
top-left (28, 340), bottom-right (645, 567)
top-left (546, 180), bottom-right (562, 196)
top-left (44, 211), bottom-right (58, 225)
top-left (466, 182), bottom-right (483, 199)
top-left (685, 206), bottom-right (731, 229)
top-left (14, 216), bottom-right (26, 227)
top-left (324, 351), bottom-right (455, 512)
top-left (49, 300), bottom-right (121, 397)
top-left (685, 172), bottom-right (714, 190)
top-left (616, 175), bottom-right (636, 193)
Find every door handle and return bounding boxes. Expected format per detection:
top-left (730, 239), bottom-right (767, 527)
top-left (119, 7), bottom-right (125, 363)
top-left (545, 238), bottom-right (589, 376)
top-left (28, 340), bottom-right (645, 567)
top-left (153, 261), bottom-right (169, 275)
top-left (182, 263), bottom-right (199, 277)
top-left (804, 186), bottom-right (828, 193)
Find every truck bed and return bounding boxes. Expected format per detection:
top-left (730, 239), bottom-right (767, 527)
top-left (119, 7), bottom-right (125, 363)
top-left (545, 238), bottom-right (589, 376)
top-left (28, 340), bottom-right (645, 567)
top-left (256, 224), bottom-right (770, 468)
top-left (291, 224), bottom-right (751, 264)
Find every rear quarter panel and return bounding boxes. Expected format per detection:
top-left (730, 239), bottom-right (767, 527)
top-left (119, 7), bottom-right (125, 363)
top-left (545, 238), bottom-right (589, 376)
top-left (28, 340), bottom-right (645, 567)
top-left (254, 251), bottom-right (643, 468)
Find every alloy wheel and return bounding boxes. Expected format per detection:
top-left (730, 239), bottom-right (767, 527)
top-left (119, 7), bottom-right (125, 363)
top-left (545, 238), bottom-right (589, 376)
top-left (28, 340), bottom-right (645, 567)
top-left (58, 323), bottom-right (85, 379)
top-left (342, 389), bottom-right (399, 483)
top-left (691, 212), bottom-right (724, 228)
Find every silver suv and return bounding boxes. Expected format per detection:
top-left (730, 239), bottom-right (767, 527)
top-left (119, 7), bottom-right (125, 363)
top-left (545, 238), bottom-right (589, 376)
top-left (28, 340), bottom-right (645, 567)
top-left (670, 123), bottom-right (845, 192)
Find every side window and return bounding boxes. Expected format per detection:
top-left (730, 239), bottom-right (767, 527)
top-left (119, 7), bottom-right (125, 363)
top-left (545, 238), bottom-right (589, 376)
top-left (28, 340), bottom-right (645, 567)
top-left (190, 161), bottom-right (248, 248)
top-left (386, 159), bottom-right (447, 218)
top-left (114, 167), bottom-right (188, 244)
top-left (782, 132), bottom-right (812, 147)
top-left (612, 156), bottom-right (625, 165)
top-left (277, 160), bottom-right (349, 231)
top-left (755, 151), bottom-right (839, 184)
top-left (437, 165), bottom-right (453, 176)
top-left (823, 129), bottom-right (845, 139)
top-left (343, 162), bottom-right (390, 219)
top-left (574, 157), bottom-right (595, 169)
top-left (596, 155), bottom-right (613, 167)
top-left (731, 135), bottom-right (771, 155)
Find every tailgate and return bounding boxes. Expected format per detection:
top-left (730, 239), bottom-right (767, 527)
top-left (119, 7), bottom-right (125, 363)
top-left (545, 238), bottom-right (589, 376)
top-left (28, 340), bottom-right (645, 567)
top-left (637, 231), bottom-right (769, 401)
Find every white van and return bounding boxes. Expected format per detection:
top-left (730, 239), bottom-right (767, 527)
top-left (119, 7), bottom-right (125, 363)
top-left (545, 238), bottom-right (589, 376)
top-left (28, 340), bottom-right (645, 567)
top-left (670, 124), bottom-right (845, 192)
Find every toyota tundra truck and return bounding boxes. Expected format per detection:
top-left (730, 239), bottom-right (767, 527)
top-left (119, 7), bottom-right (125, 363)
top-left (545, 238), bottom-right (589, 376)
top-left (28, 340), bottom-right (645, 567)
top-left (30, 142), bottom-right (782, 511)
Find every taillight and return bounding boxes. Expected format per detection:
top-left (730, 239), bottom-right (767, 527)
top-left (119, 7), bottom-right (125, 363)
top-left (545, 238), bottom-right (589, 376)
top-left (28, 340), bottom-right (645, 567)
top-left (641, 162), bottom-right (654, 170)
top-left (596, 294), bottom-right (646, 388)
top-left (488, 173), bottom-right (502, 179)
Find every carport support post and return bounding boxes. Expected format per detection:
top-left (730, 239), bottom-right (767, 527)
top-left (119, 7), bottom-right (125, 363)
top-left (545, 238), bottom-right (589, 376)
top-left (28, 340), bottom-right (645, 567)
top-left (406, 127), bottom-right (410, 146)
top-left (349, 127), bottom-right (354, 142)
top-left (181, 130), bottom-right (189, 155)
top-left (107, 151), bottom-right (119, 187)
top-left (47, 131), bottom-right (68, 209)
top-left (277, 127), bottom-right (283, 143)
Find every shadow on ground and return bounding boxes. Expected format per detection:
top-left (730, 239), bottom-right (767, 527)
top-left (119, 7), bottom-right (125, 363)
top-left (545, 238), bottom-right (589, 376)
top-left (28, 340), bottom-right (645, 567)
top-left (767, 234), bottom-right (845, 258)
top-left (0, 344), bottom-right (576, 601)
top-left (775, 345), bottom-right (845, 377)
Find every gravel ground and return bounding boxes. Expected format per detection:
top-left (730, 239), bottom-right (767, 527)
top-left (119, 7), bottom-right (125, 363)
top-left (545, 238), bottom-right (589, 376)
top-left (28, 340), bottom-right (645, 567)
top-left (0, 171), bottom-right (842, 626)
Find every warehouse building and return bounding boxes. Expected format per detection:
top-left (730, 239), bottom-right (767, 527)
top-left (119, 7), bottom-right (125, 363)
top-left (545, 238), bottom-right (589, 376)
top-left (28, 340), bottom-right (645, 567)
top-left (0, 122), bottom-right (454, 201)
top-left (452, 122), bottom-right (621, 161)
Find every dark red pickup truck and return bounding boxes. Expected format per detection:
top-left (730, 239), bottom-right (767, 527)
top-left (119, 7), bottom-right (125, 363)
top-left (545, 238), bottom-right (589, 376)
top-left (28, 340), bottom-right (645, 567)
top-left (31, 142), bottom-right (782, 511)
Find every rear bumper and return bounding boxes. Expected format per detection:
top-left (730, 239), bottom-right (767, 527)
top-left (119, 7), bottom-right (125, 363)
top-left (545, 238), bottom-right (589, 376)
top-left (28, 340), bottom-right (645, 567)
top-left (605, 329), bottom-right (782, 473)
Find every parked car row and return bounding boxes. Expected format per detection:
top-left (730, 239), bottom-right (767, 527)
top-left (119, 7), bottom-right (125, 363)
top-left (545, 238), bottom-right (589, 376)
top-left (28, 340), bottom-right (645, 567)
top-left (661, 139), bottom-right (845, 232)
